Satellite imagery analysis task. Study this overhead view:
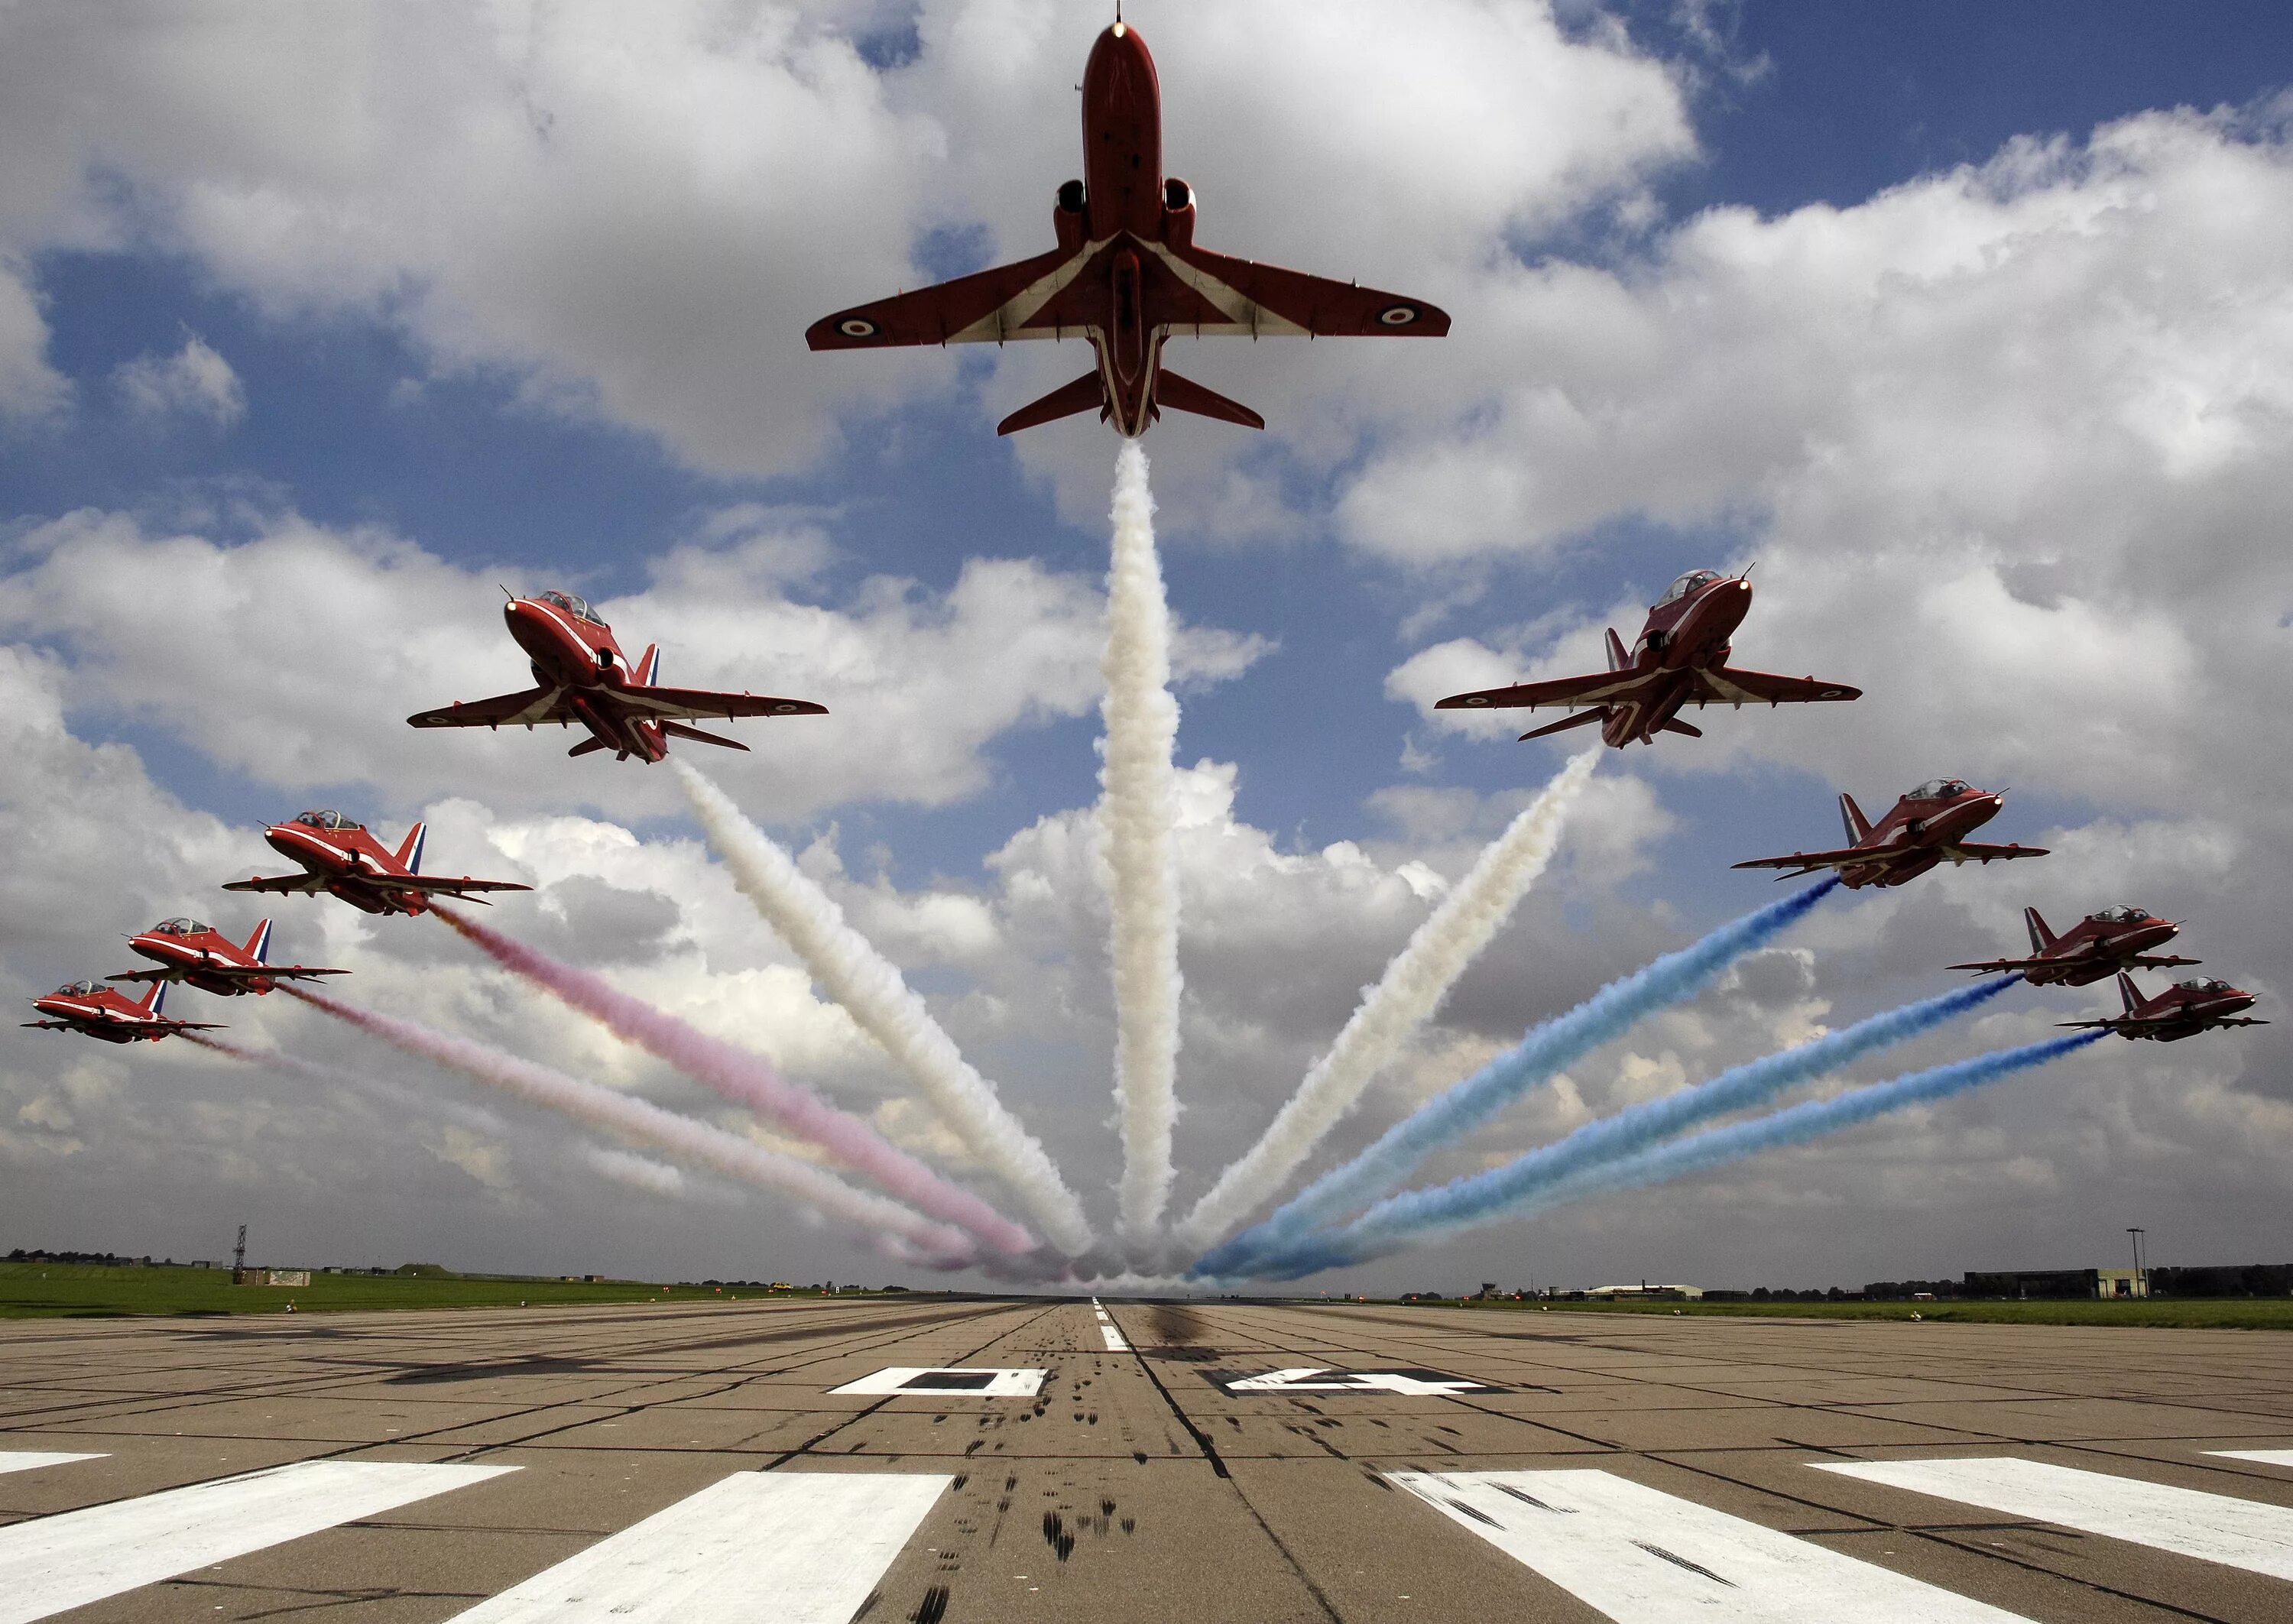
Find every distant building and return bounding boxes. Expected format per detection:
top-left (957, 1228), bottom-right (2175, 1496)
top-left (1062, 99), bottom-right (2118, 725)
top-left (1588, 1282), bottom-right (1704, 1300)
top-left (2095, 1268), bottom-right (2149, 1299)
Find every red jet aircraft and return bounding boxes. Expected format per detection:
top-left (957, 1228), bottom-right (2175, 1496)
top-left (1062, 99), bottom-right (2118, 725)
top-left (2062, 972), bottom-right (2266, 1042)
top-left (110, 917), bottom-right (348, 998)
top-left (225, 810), bottom-right (531, 917)
top-left (24, 978), bottom-right (220, 1044)
top-left (1950, 904), bottom-right (2199, 987)
top-left (406, 591), bottom-right (825, 763)
top-left (806, 21), bottom-right (1449, 436)
top-left (1733, 779), bottom-right (2048, 889)
top-left (1436, 570), bottom-right (1860, 748)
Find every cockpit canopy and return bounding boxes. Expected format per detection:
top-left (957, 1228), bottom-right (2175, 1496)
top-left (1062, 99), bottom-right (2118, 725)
top-left (1659, 569), bottom-right (1723, 605)
top-left (539, 589), bottom-right (600, 624)
top-left (2087, 905), bottom-right (2149, 925)
top-left (1906, 778), bottom-right (1971, 801)
top-left (2175, 977), bottom-right (2233, 994)
top-left (55, 979), bottom-right (103, 997)
top-left (150, 918), bottom-right (209, 935)
top-left (292, 809), bottom-right (362, 831)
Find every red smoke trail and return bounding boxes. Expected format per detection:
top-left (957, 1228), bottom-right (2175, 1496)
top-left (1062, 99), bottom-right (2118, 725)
top-left (431, 905), bottom-right (1034, 1256)
top-left (275, 987), bottom-right (976, 1268)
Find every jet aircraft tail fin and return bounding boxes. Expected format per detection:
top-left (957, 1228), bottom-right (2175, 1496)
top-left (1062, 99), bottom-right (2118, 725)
top-left (997, 370), bottom-right (1108, 436)
top-left (1604, 628), bottom-right (1629, 673)
top-left (635, 644), bottom-right (660, 686)
top-left (1153, 368), bottom-right (1266, 430)
top-left (395, 822), bottom-right (427, 875)
top-left (1839, 792), bottom-right (1873, 844)
top-left (1519, 708), bottom-right (1607, 742)
top-left (2024, 906), bottom-right (2055, 954)
top-left (142, 981), bottom-right (168, 1016)
top-left (660, 720), bottom-right (751, 752)
top-left (243, 919), bottom-right (273, 964)
top-left (2118, 971), bottom-right (2142, 1014)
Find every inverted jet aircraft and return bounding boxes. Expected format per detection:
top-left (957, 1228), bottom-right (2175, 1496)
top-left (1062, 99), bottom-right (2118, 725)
top-left (2062, 972), bottom-right (2266, 1042)
top-left (110, 917), bottom-right (348, 998)
top-left (1950, 905), bottom-right (2199, 987)
top-left (225, 810), bottom-right (531, 917)
top-left (24, 978), bottom-right (220, 1043)
top-left (406, 591), bottom-right (825, 763)
top-left (1733, 779), bottom-right (2047, 889)
top-left (806, 20), bottom-right (1449, 436)
top-left (1436, 570), bottom-right (1860, 748)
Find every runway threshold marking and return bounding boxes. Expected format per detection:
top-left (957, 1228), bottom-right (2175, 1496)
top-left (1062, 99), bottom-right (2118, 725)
top-left (0, 1459), bottom-right (515, 1624)
top-left (0, 1454), bottom-right (102, 1477)
top-left (1393, 1469), bottom-right (2032, 1622)
top-left (831, 1367), bottom-right (1046, 1397)
top-left (1816, 1457), bottom-right (2293, 1580)
top-left (446, 1471), bottom-right (949, 1622)
top-left (2211, 1449), bottom-right (2293, 1470)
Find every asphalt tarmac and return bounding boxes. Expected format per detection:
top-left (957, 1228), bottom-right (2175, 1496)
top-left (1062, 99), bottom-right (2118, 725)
top-left (2, 1295), bottom-right (2291, 1622)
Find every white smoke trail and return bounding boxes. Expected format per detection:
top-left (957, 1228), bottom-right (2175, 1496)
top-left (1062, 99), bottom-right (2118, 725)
top-left (1176, 750), bottom-right (1600, 1253)
top-left (671, 760), bottom-right (1094, 1256)
top-left (1101, 440), bottom-right (1183, 1245)
top-left (277, 988), bottom-right (977, 1268)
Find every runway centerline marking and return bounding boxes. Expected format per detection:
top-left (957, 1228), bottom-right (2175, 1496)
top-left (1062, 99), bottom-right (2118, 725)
top-left (1817, 1456), bottom-right (2293, 1580)
top-left (0, 1454), bottom-right (102, 1477)
top-left (1100, 1324), bottom-right (1130, 1350)
top-left (0, 1459), bottom-right (515, 1624)
top-left (446, 1471), bottom-right (948, 1622)
top-left (831, 1366), bottom-right (1046, 1397)
top-left (1394, 1469), bottom-right (2032, 1622)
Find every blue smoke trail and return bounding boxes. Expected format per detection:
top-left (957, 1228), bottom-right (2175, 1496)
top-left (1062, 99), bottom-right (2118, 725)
top-left (1336, 972), bottom-right (2019, 1253)
top-left (1250, 1029), bottom-right (2106, 1279)
top-left (1188, 877), bottom-right (1839, 1279)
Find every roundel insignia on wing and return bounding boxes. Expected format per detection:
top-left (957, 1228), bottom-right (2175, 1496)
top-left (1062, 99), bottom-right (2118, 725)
top-left (838, 317), bottom-right (878, 338)
top-left (1463, 695), bottom-right (1490, 705)
top-left (1377, 304), bottom-right (1419, 326)
top-left (1819, 689), bottom-right (1846, 699)
top-left (771, 702), bottom-right (803, 713)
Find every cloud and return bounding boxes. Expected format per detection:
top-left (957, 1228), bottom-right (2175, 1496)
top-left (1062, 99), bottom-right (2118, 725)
top-left (113, 334), bottom-right (245, 424)
top-left (0, 504), bottom-right (1264, 822)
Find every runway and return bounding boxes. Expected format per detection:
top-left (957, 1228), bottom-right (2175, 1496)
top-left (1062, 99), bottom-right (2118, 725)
top-left (2, 1296), bottom-right (2291, 1621)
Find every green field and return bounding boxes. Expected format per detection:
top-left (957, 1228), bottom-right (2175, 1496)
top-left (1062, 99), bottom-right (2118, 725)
top-left (1446, 1295), bottom-right (2293, 1331)
top-left (0, 1262), bottom-right (898, 1319)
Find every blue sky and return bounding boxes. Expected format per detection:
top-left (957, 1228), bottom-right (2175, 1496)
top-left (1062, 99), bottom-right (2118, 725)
top-left (2, 2), bottom-right (2288, 1291)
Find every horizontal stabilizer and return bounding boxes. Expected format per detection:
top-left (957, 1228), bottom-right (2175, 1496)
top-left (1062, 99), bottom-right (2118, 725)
top-left (1153, 367), bottom-right (1265, 430)
top-left (1519, 708), bottom-right (1607, 742)
top-left (567, 737), bottom-right (610, 757)
top-left (997, 370), bottom-right (1107, 436)
top-left (1657, 718), bottom-right (1703, 737)
top-left (661, 720), bottom-right (750, 751)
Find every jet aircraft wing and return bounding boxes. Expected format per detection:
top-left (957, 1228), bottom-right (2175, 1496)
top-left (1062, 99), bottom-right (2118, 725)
top-left (358, 874), bottom-right (534, 896)
top-left (806, 247), bottom-right (1079, 350)
top-left (1158, 244), bottom-right (1451, 337)
top-left (1695, 668), bottom-right (1863, 706)
top-left (22, 1016), bottom-right (224, 1032)
top-left (607, 685), bottom-right (829, 722)
top-left (1437, 670), bottom-right (1652, 714)
top-left (1951, 951), bottom-right (2200, 974)
top-left (1730, 846), bottom-right (1873, 876)
top-left (407, 686), bottom-right (569, 730)
top-left (108, 964), bottom-right (348, 985)
top-left (221, 874), bottom-right (330, 896)
top-left (1939, 841), bottom-right (2049, 864)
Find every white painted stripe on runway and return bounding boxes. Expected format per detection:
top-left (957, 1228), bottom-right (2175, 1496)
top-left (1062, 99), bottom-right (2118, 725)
top-left (0, 1459), bottom-right (514, 1623)
top-left (1100, 1324), bottom-right (1130, 1350)
top-left (1816, 1457), bottom-right (2293, 1580)
top-left (1394, 1469), bottom-right (2031, 1622)
top-left (0, 1454), bottom-right (102, 1477)
top-left (832, 1366), bottom-right (1045, 1397)
top-left (449, 1471), bottom-right (947, 1622)
top-left (2211, 1449), bottom-right (2293, 1470)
